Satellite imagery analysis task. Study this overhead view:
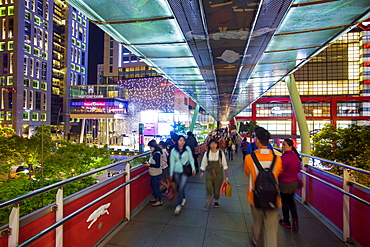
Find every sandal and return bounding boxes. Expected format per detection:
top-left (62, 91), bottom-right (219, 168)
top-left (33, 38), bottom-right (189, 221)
top-left (151, 201), bottom-right (163, 207)
top-left (149, 199), bottom-right (157, 203)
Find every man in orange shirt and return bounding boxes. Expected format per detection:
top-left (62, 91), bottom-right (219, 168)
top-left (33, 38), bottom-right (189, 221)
top-left (244, 127), bottom-right (282, 247)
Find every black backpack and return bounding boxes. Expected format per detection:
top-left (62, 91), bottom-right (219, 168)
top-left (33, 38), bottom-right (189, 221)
top-left (250, 152), bottom-right (278, 210)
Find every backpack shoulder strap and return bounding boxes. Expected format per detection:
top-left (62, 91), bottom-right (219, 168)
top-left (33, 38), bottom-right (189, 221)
top-left (250, 152), bottom-right (263, 172)
top-left (206, 150), bottom-right (210, 160)
top-left (270, 153), bottom-right (277, 170)
top-left (219, 150), bottom-right (222, 161)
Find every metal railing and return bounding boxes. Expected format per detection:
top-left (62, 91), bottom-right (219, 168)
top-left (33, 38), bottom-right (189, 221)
top-left (0, 152), bottom-right (150, 247)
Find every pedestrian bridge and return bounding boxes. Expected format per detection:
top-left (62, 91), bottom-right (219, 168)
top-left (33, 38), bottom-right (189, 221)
top-left (0, 150), bottom-right (369, 247)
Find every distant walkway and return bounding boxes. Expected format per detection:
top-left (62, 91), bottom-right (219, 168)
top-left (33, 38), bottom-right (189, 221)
top-left (102, 151), bottom-right (349, 247)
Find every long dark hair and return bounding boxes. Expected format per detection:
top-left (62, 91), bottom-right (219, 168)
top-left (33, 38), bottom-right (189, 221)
top-left (174, 135), bottom-right (188, 154)
top-left (148, 139), bottom-right (162, 154)
top-left (284, 139), bottom-right (301, 162)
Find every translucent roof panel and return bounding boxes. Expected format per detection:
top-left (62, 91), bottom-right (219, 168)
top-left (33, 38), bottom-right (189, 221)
top-left (254, 62), bottom-right (295, 73)
top-left (260, 48), bottom-right (318, 64)
top-left (68, 0), bottom-right (173, 22)
top-left (110, 20), bottom-right (185, 44)
top-left (150, 57), bottom-right (198, 68)
top-left (267, 28), bottom-right (344, 51)
top-left (160, 67), bottom-right (202, 75)
top-left (134, 43), bottom-right (192, 58)
top-left (277, 0), bottom-right (370, 33)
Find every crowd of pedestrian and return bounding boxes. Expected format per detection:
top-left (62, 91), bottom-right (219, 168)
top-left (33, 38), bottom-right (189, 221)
top-left (143, 127), bottom-right (302, 247)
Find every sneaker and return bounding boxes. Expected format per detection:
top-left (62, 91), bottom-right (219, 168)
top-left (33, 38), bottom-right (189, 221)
top-left (181, 198), bottom-right (186, 206)
top-left (214, 202), bottom-right (219, 208)
top-left (174, 205), bottom-right (181, 216)
top-left (149, 199), bottom-right (157, 203)
top-left (151, 201), bottom-right (163, 207)
top-left (279, 219), bottom-right (291, 229)
top-left (203, 203), bottom-right (210, 211)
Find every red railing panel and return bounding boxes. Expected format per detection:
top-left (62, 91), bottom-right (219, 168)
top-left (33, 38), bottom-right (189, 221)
top-left (63, 176), bottom-right (126, 247)
top-left (349, 185), bottom-right (370, 247)
top-left (306, 168), bottom-right (343, 229)
top-left (130, 166), bottom-right (151, 210)
top-left (19, 211), bottom-right (56, 247)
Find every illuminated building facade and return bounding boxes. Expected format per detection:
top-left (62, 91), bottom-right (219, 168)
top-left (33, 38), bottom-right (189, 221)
top-left (236, 30), bottom-right (370, 138)
top-left (0, 0), bottom-right (88, 136)
top-left (0, 0), bottom-right (52, 135)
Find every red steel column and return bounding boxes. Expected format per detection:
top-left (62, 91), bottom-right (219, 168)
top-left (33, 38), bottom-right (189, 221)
top-left (330, 98), bottom-right (337, 127)
top-left (252, 102), bottom-right (257, 122)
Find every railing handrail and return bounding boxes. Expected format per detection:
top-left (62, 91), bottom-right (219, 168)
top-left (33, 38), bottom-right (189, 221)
top-left (273, 147), bottom-right (370, 176)
top-left (17, 169), bottom-right (149, 247)
top-left (0, 152), bottom-right (150, 210)
top-left (301, 170), bottom-right (370, 207)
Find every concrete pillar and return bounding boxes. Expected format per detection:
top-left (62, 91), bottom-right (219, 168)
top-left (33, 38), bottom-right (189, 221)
top-left (285, 74), bottom-right (310, 155)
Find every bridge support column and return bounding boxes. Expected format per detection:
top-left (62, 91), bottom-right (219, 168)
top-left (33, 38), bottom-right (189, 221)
top-left (189, 104), bottom-right (200, 132)
top-left (286, 74), bottom-right (310, 203)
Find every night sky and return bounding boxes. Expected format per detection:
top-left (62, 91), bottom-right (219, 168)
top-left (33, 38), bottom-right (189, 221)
top-left (88, 23), bottom-right (104, 85)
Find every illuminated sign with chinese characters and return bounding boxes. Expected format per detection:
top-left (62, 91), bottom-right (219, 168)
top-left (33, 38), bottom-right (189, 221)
top-left (83, 102), bottom-right (106, 107)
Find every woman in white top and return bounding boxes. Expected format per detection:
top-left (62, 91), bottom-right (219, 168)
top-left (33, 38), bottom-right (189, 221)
top-left (200, 138), bottom-right (228, 210)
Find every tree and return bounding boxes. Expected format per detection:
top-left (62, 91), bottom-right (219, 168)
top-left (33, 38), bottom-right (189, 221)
top-left (312, 123), bottom-right (370, 187)
top-left (239, 121), bottom-right (259, 141)
top-left (0, 125), bottom-right (15, 137)
top-left (40, 141), bottom-right (111, 179)
top-left (171, 121), bottom-right (188, 136)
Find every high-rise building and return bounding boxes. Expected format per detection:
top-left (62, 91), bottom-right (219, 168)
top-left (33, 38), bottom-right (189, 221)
top-left (236, 29), bottom-right (370, 140)
top-left (0, 0), bottom-right (88, 136)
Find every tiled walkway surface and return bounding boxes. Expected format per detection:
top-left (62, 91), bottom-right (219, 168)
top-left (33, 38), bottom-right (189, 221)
top-left (103, 152), bottom-right (348, 247)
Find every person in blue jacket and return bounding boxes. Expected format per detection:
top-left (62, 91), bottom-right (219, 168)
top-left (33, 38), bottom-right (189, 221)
top-left (246, 127), bottom-right (274, 155)
top-left (169, 135), bottom-right (196, 216)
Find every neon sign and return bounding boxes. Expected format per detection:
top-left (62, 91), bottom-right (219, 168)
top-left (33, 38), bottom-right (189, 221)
top-left (83, 102), bottom-right (106, 107)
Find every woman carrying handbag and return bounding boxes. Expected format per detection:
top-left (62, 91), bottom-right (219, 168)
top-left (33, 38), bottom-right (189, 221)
top-left (169, 135), bottom-right (196, 216)
top-left (200, 139), bottom-right (228, 210)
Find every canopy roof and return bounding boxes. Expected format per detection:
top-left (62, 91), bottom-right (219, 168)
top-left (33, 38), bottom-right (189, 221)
top-left (66, 0), bottom-right (370, 121)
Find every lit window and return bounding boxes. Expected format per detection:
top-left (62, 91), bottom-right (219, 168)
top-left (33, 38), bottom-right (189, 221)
top-left (0, 7), bottom-right (5, 16)
top-left (8, 6), bottom-right (13, 15)
top-left (7, 76), bottom-right (13, 85)
top-left (24, 44), bottom-right (31, 53)
top-left (34, 15), bottom-right (40, 25)
top-left (23, 112), bottom-right (30, 121)
top-left (24, 78), bottom-right (30, 87)
top-left (33, 80), bottom-right (39, 89)
top-left (0, 42), bottom-right (5, 51)
top-left (25, 10), bottom-right (31, 20)
top-left (33, 47), bottom-right (40, 57)
top-left (8, 41), bottom-right (13, 50)
top-left (32, 112), bottom-right (38, 121)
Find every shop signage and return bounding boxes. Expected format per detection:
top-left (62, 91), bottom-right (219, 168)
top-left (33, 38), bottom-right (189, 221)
top-left (271, 106), bottom-right (291, 115)
top-left (83, 102), bottom-right (106, 107)
top-left (78, 95), bottom-right (103, 98)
